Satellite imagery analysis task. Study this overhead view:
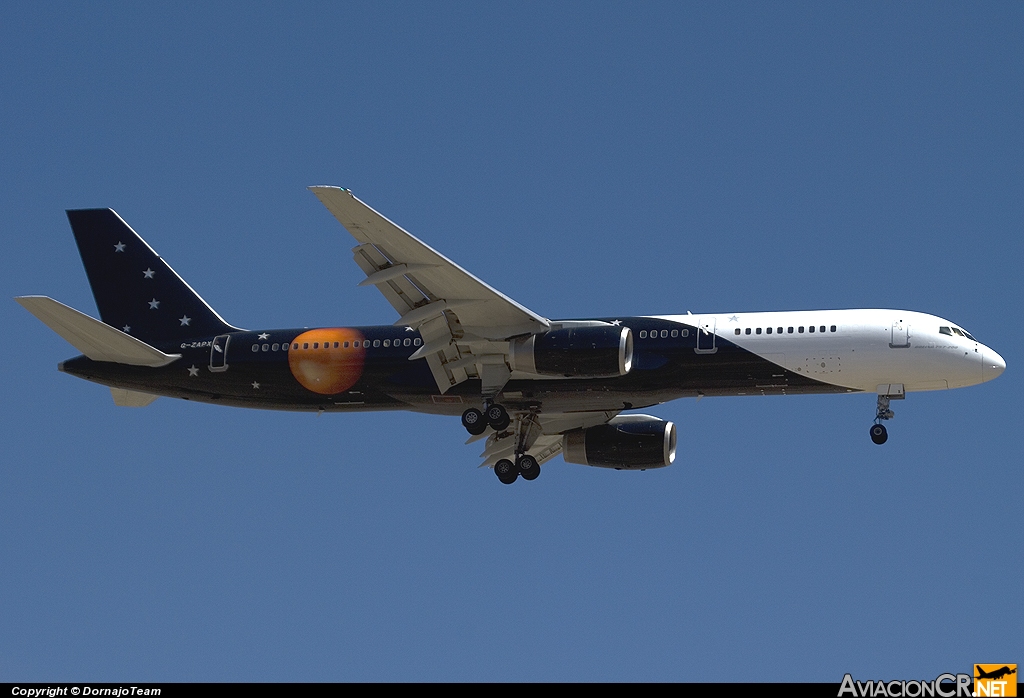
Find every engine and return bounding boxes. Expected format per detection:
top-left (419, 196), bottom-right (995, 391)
top-left (509, 326), bottom-right (633, 378)
top-left (562, 415), bottom-right (676, 469)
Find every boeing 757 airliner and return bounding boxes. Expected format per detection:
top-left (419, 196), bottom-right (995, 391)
top-left (16, 187), bottom-right (1006, 483)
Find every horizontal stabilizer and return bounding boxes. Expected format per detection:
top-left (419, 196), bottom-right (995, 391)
top-left (110, 388), bottom-right (159, 407)
top-left (15, 296), bottom-right (181, 367)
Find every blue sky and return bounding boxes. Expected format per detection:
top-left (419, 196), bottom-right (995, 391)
top-left (1, 2), bottom-right (1020, 682)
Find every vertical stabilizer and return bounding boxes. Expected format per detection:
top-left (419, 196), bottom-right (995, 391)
top-left (66, 209), bottom-right (239, 343)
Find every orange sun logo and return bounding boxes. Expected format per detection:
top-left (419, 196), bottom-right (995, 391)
top-left (288, 328), bottom-right (366, 395)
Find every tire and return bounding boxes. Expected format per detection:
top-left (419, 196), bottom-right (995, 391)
top-left (518, 455), bottom-right (540, 481)
top-left (486, 404), bottom-right (511, 431)
top-left (494, 458), bottom-right (518, 484)
top-left (870, 423), bottom-right (888, 445)
top-left (461, 408), bottom-right (486, 435)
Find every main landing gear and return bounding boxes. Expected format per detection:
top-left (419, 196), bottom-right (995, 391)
top-left (493, 409), bottom-right (541, 484)
top-left (493, 454), bottom-right (540, 485)
top-left (870, 394), bottom-right (896, 445)
top-left (461, 403), bottom-right (510, 435)
top-left (463, 402), bottom-right (542, 484)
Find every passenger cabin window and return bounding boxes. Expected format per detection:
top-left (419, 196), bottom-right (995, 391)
top-left (745, 328), bottom-right (751, 335)
top-left (735, 329), bottom-right (741, 335)
top-left (766, 327), bottom-right (772, 334)
top-left (830, 325), bottom-right (837, 332)
top-left (671, 329), bottom-right (678, 337)
top-left (808, 326), bottom-right (815, 333)
top-left (756, 328), bottom-right (762, 335)
top-left (787, 327), bottom-right (794, 334)
top-left (798, 326), bottom-right (804, 333)
top-left (820, 326), bottom-right (826, 333)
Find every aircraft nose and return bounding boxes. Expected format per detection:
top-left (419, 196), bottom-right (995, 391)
top-left (983, 348), bottom-right (1006, 382)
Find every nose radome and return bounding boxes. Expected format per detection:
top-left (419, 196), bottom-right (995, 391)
top-left (983, 348), bottom-right (1006, 382)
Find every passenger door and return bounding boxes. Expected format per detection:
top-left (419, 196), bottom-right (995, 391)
top-left (210, 334), bottom-right (231, 371)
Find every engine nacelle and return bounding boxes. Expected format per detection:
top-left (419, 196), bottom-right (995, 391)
top-left (562, 415), bottom-right (676, 470)
top-left (510, 326), bottom-right (633, 378)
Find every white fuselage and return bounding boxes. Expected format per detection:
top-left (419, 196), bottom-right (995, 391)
top-left (652, 309), bottom-right (1005, 394)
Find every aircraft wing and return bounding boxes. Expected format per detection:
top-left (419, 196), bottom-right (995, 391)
top-left (310, 186), bottom-right (551, 392)
top-left (310, 187), bottom-right (549, 339)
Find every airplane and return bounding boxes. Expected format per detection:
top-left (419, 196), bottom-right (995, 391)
top-left (975, 666), bottom-right (1016, 681)
top-left (16, 187), bottom-right (1006, 484)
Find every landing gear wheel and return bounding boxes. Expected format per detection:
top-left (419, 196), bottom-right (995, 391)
top-left (494, 458), bottom-right (518, 484)
top-left (486, 403), bottom-right (511, 431)
top-left (870, 423), bottom-right (888, 445)
top-left (517, 454), bottom-right (540, 481)
top-left (461, 408), bottom-right (486, 435)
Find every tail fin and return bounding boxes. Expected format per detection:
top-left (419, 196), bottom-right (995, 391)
top-left (67, 209), bottom-right (239, 343)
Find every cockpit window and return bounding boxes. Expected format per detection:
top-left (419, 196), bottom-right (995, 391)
top-left (962, 330), bottom-right (977, 341)
top-left (951, 327), bottom-right (965, 337)
top-left (939, 326), bottom-right (952, 336)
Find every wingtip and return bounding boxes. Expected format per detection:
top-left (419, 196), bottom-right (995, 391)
top-left (308, 185), bottom-right (350, 193)
top-left (14, 295), bottom-right (44, 306)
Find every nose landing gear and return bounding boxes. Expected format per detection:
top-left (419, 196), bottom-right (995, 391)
top-left (870, 392), bottom-right (899, 445)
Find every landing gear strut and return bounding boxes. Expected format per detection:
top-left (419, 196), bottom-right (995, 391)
top-left (491, 410), bottom-right (542, 484)
top-left (870, 394), bottom-right (895, 445)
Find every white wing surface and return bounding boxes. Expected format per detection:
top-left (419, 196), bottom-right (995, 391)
top-left (310, 186), bottom-right (551, 392)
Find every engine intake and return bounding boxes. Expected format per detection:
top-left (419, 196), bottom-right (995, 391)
top-left (510, 326), bottom-right (632, 378)
top-left (562, 415), bottom-right (676, 469)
